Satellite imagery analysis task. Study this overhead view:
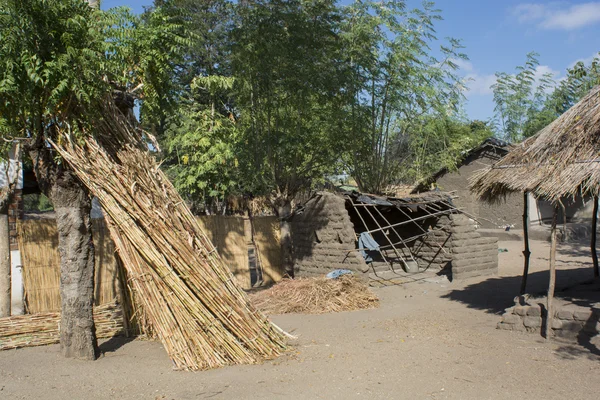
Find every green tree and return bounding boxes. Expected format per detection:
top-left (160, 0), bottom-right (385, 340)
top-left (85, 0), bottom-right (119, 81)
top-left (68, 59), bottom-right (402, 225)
top-left (0, 0), bottom-right (183, 359)
top-left (492, 52), bottom-right (555, 142)
top-left (539, 53), bottom-right (600, 122)
top-left (230, 0), bottom-right (346, 274)
top-left (164, 76), bottom-right (239, 213)
top-left (406, 118), bottom-right (493, 183)
top-left (341, 0), bottom-right (467, 193)
top-left (0, 0), bottom-right (114, 359)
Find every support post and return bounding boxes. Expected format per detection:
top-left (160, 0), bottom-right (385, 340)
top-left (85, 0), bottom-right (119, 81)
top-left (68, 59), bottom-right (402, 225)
top-left (520, 191), bottom-right (531, 295)
top-left (592, 195), bottom-right (599, 278)
top-left (545, 205), bottom-right (559, 340)
top-left (0, 210), bottom-right (10, 317)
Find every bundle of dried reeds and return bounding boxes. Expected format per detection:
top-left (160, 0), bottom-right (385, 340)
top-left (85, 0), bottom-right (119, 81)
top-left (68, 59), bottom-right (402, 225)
top-left (249, 276), bottom-right (379, 315)
top-left (0, 302), bottom-right (123, 350)
top-left (470, 86), bottom-right (600, 202)
top-left (48, 100), bottom-right (287, 370)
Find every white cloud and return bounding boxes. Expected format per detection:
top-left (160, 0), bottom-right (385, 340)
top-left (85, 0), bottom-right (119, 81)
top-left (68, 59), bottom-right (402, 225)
top-left (465, 73), bottom-right (497, 95)
top-left (513, 2), bottom-right (600, 30)
top-left (451, 58), bottom-right (474, 72)
top-left (514, 3), bottom-right (549, 23)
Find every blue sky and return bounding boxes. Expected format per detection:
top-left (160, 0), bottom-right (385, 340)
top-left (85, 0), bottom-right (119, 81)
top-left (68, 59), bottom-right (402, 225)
top-left (101, 0), bottom-right (600, 122)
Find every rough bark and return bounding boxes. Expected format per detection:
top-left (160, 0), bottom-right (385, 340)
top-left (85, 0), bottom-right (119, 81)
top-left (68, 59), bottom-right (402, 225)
top-left (520, 191), bottom-right (531, 295)
top-left (0, 210), bottom-right (10, 317)
top-left (275, 198), bottom-right (293, 278)
top-left (29, 145), bottom-right (97, 359)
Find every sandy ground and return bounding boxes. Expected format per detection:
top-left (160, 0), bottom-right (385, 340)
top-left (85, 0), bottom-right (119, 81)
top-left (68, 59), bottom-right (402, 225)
top-left (1, 239), bottom-right (600, 400)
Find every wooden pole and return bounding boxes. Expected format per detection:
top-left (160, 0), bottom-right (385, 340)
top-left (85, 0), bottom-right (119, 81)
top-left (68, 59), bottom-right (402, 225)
top-left (520, 191), bottom-right (531, 295)
top-left (592, 195), bottom-right (599, 278)
top-left (545, 205), bottom-right (559, 340)
top-left (0, 210), bottom-right (10, 317)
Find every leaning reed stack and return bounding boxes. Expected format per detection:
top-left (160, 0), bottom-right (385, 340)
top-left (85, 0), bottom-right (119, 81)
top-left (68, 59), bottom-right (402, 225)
top-left (49, 100), bottom-right (287, 370)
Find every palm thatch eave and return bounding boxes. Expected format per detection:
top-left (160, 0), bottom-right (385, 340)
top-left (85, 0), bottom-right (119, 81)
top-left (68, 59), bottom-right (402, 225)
top-left (470, 85), bottom-right (600, 203)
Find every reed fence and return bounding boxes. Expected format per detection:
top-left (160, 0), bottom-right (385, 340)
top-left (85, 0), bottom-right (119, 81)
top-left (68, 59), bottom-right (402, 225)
top-left (17, 216), bottom-right (283, 313)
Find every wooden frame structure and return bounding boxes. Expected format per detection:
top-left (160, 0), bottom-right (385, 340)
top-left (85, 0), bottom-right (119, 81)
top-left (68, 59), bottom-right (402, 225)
top-left (343, 192), bottom-right (460, 274)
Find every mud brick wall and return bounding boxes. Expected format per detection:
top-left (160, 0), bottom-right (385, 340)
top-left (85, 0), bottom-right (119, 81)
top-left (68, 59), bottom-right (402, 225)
top-left (291, 192), bottom-right (368, 277)
top-left (497, 299), bottom-right (600, 338)
top-left (411, 214), bottom-right (453, 270)
top-left (450, 214), bottom-right (498, 280)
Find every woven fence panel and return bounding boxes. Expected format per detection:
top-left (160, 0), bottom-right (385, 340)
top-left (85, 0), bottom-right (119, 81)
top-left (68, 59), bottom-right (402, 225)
top-left (18, 219), bottom-right (120, 313)
top-left (252, 217), bottom-right (284, 284)
top-left (196, 216), bottom-right (251, 289)
top-left (18, 216), bottom-right (277, 310)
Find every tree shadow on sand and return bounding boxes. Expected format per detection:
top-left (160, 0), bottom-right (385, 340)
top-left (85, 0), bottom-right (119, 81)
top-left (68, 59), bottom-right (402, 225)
top-left (442, 267), bottom-right (600, 360)
top-left (442, 267), bottom-right (595, 315)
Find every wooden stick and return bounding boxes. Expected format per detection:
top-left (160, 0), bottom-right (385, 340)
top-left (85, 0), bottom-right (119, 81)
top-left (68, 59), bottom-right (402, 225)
top-left (350, 200), bottom-right (394, 272)
top-left (361, 209), bottom-right (452, 234)
top-left (592, 195), bottom-right (599, 278)
top-left (362, 204), bottom-right (412, 272)
top-left (520, 191), bottom-right (531, 295)
top-left (545, 205), bottom-right (559, 340)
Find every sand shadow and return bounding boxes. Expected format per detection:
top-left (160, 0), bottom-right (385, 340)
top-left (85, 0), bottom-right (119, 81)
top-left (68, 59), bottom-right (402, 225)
top-left (98, 336), bottom-right (136, 355)
top-left (441, 267), bottom-right (596, 315)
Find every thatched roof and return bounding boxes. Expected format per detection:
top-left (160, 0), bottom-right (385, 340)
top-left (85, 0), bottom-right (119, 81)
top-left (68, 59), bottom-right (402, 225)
top-left (470, 86), bottom-right (600, 203)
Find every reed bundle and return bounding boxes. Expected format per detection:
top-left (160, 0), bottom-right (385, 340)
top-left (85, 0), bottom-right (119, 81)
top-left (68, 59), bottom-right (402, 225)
top-left (49, 101), bottom-right (287, 370)
top-left (470, 86), bottom-right (600, 202)
top-left (0, 302), bottom-right (123, 350)
top-left (249, 276), bottom-right (379, 315)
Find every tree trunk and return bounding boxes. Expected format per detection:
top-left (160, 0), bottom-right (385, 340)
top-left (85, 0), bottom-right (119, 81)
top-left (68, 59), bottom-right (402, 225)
top-left (0, 209), bottom-right (10, 317)
top-left (29, 146), bottom-right (97, 359)
top-left (275, 198), bottom-right (293, 278)
top-left (520, 191), bottom-right (531, 295)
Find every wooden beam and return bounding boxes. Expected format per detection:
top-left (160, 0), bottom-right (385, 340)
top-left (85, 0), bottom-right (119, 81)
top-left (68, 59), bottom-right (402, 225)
top-left (545, 205), bottom-right (559, 340)
top-left (520, 191), bottom-right (531, 295)
top-left (361, 209), bottom-right (452, 235)
top-left (592, 195), bottom-right (599, 278)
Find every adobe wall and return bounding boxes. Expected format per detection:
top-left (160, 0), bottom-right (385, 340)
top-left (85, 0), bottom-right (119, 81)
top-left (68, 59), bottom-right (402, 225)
top-left (291, 193), bottom-right (368, 277)
top-left (410, 214), bottom-right (453, 270)
top-left (435, 155), bottom-right (523, 229)
top-left (291, 193), bottom-right (499, 281)
top-left (449, 214), bottom-right (499, 280)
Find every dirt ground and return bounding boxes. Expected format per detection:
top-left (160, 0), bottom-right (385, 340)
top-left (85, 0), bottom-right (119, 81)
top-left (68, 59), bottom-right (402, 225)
top-left (1, 239), bottom-right (600, 400)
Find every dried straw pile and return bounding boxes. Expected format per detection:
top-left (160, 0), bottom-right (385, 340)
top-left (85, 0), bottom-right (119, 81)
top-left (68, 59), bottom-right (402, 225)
top-left (471, 86), bottom-right (600, 202)
top-left (249, 276), bottom-right (379, 315)
top-left (0, 302), bottom-right (123, 350)
top-left (49, 101), bottom-right (287, 370)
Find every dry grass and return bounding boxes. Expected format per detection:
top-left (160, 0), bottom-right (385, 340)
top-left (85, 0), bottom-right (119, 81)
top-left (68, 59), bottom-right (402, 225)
top-left (48, 100), bottom-right (287, 371)
top-left (0, 302), bottom-right (123, 351)
top-left (249, 276), bottom-right (379, 315)
top-left (471, 86), bottom-right (600, 202)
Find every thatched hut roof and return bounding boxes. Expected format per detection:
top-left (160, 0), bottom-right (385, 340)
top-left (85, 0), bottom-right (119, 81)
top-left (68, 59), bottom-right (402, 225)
top-left (470, 86), bottom-right (600, 203)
